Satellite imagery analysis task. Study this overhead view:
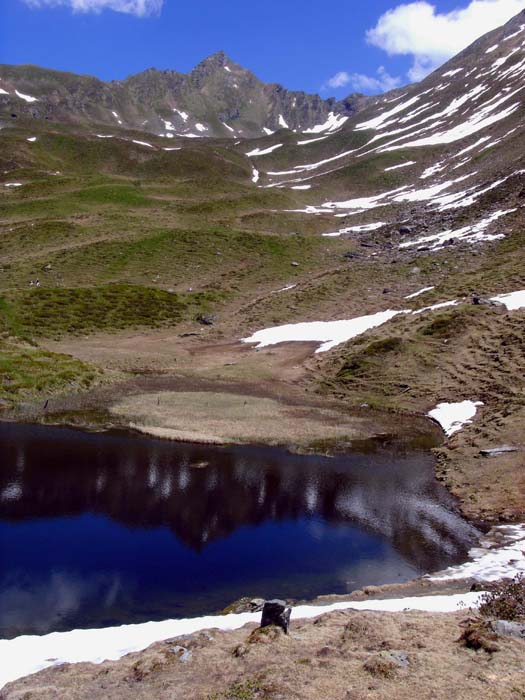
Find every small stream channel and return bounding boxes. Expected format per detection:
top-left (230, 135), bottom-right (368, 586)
top-left (0, 422), bottom-right (479, 639)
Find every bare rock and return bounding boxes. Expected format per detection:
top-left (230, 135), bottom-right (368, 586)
top-left (489, 620), bottom-right (525, 640)
top-left (196, 314), bottom-right (216, 326)
top-left (480, 446), bottom-right (518, 457)
top-left (171, 645), bottom-right (192, 662)
top-left (260, 599), bottom-right (291, 634)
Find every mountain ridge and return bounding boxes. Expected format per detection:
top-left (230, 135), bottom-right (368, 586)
top-left (0, 52), bottom-right (372, 139)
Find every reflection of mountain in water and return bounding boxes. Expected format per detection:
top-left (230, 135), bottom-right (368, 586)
top-left (0, 423), bottom-right (478, 572)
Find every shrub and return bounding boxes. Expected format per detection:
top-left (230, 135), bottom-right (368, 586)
top-left (478, 574), bottom-right (525, 621)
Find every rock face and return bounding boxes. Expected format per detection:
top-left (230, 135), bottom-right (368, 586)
top-left (0, 53), bottom-right (369, 138)
top-left (260, 599), bottom-right (291, 634)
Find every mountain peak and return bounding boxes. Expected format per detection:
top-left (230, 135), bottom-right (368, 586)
top-left (194, 50), bottom-right (232, 71)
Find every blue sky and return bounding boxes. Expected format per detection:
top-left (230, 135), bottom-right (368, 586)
top-left (0, 0), bottom-right (522, 94)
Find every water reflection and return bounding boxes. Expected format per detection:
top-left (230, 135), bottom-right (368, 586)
top-left (0, 423), bottom-right (478, 637)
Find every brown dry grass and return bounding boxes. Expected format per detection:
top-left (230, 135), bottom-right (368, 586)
top-left (111, 390), bottom-right (373, 447)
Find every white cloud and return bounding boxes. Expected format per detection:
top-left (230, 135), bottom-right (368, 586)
top-left (23, 0), bottom-right (163, 16)
top-left (325, 66), bottom-right (402, 94)
top-left (367, 0), bottom-right (524, 80)
top-left (326, 71), bottom-right (351, 88)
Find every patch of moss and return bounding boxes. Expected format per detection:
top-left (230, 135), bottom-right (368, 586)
top-left (0, 342), bottom-right (99, 401)
top-left (338, 336), bottom-right (404, 378)
top-left (0, 285), bottom-right (220, 339)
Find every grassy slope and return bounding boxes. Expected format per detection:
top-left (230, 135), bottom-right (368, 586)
top-left (0, 122), bottom-right (343, 402)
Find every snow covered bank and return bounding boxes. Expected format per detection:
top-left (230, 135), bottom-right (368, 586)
top-left (427, 401), bottom-right (483, 436)
top-left (0, 592), bottom-right (483, 690)
top-left (430, 524), bottom-right (525, 582)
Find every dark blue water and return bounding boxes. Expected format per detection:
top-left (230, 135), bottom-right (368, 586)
top-left (0, 422), bottom-right (478, 638)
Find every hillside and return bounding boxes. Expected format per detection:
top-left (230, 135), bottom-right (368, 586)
top-left (0, 10), bottom-right (524, 513)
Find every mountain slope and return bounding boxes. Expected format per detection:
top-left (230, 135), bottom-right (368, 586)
top-left (238, 8), bottom-right (525, 251)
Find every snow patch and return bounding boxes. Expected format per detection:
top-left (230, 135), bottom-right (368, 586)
top-left (430, 524), bottom-right (525, 582)
top-left (428, 400), bottom-right (483, 436)
top-left (400, 209), bottom-right (515, 250)
top-left (384, 161), bottom-right (416, 172)
top-left (303, 112), bottom-right (348, 134)
top-left (405, 286), bottom-right (435, 299)
top-left (412, 300), bottom-right (459, 315)
top-left (355, 96), bottom-right (420, 131)
top-left (491, 289), bottom-right (525, 310)
top-left (242, 310), bottom-right (406, 353)
top-left (132, 140), bottom-right (154, 148)
top-left (420, 162), bottom-right (446, 179)
top-left (173, 109), bottom-right (189, 122)
top-left (245, 144), bottom-right (283, 157)
top-left (297, 135), bottom-right (330, 146)
top-left (15, 90), bottom-right (38, 103)
top-left (322, 222), bottom-right (387, 237)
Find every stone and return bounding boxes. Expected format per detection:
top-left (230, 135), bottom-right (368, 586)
top-left (471, 294), bottom-right (506, 310)
top-left (196, 314), bottom-right (216, 326)
top-left (398, 226), bottom-right (412, 235)
top-left (260, 599), bottom-right (291, 634)
top-left (364, 650), bottom-right (409, 678)
top-left (480, 446), bottom-right (518, 457)
top-left (489, 620), bottom-right (525, 640)
top-left (291, 261), bottom-right (300, 267)
top-left (171, 645), bottom-right (193, 662)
